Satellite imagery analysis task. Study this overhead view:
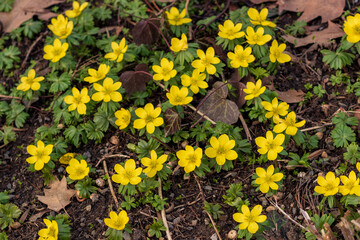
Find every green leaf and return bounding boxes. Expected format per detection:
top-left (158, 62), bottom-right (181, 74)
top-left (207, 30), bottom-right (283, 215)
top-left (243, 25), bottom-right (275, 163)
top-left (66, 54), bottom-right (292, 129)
top-left (64, 126), bottom-right (85, 147)
top-left (48, 72), bottom-right (72, 93)
top-left (331, 112), bottom-right (358, 127)
top-left (331, 125), bottom-right (356, 148)
top-left (343, 142), bottom-right (360, 164)
top-left (5, 101), bottom-right (29, 128)
top-left (22, 20), bottom-right (42, 39)
top-left (0, 126), bottom-right (16, 145)
top-left (0, 0), bottom-right (14, 12)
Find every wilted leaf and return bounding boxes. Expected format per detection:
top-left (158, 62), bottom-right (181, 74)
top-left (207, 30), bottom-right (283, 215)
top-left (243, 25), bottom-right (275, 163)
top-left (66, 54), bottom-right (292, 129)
top-left (120, 63), bottom-right (152, 96)
top-left (0, 0), bottom-right (65, 33)
top-left (268, 84), bottom-right (305, 103)
top-left (37, 176), bottom-right (76, 212)
top-left (132, 20), bottom-right (160, 46)
top-left (282, 21), bottom-right (343, 48)
top-left (198, 82), bottom-right (240, 125)
top-left (164, 108), bottom-right (181, 137)
top-left (278, 0), bottom-right (345, 23)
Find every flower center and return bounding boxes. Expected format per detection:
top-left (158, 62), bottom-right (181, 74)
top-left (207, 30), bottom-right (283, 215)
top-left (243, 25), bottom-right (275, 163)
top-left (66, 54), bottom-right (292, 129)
top-left (125, 170), bottom-right (134, 179)
top-left (174, 95), bottom-right (184, 103)
top-left (53, 47), bottom-right (63, 56)
top-left (162, 67), bottom-right (171, 76)
top-left (355, 24), bottom-right (360, 33)
top-left (217, 147), bottom-right (226, 155)
top-left (75, 166), bottom-right (86, 175)
top-left (187, 154), bottom-right (198, 164)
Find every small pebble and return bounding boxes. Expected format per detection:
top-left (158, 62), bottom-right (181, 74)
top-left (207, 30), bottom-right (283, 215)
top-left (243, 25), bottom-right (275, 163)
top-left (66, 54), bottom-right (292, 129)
top-left (266, 206), bottom-right (276, 212)
top-left (90, 193), bottom-right (99, 203)
top-left (204, 186), bottom-right (212, 191)
top-left (85, 205), bottom-right (91, 212)
top-left (173, 217), bottom-right (181, 224)
top-left (96, 178), bottom-right (105, 187)
top-left (191, 220), bottom-right (198, 226)
top-left (210, 233), bottom-right (218, 240)
top-left (80, 223), bottom-right (85, 227)
top-left (57, 166), bottom-right (65, 173)
top-left (204, 218), bottom-right (210, 225)
top-left (227, 230), bottom-right (237, 240)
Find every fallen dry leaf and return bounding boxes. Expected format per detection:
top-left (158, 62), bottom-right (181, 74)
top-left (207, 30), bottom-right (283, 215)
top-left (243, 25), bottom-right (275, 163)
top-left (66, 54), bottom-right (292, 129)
top-left (164, 108), bottom-right (181, 137)
top-left (268, 84), bottom-right (305, 103)
top-left (282, 21), bottom-right (344, 48)
top-left (120, 63), bottom-right (152, 96)
top-left (278, 0), bottom-right (345, 23)
top-left (37, 176), bottom-right (76, 212)
top-left (0, 0), bottom-right (65, 33)
top-left (132, 20), bottom-right (160, 46)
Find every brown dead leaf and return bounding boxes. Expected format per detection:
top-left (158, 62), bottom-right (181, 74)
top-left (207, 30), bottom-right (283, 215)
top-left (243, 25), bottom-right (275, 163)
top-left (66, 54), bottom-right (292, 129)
top-left (164, 108), bottom-right (181, 137)
top-left (0, 0), bottom-right (65, 33)
top-left (278, 0), bottom-right (345, 23)
top-left (268, 84), bottom-right (305, 103)
top-left (37, 176), bottom-right (76, 212)
top-left (282, 21), bottom-right (343, 48)
top-left (120, 63), bottom-right (152, 96)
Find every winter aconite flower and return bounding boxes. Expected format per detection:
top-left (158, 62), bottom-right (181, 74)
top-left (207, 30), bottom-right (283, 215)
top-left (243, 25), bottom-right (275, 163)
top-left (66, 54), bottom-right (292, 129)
top-left (134, 103), bottom-right (163, 134)
top-left (357, 162), bottom-right (360, 172)
top-left (65, 1), bottom-right (88, 18)
top-left (48, 14), bottom-right (73, 39)
top-left (64, 87), bottom-right (90, 115)
top-left (344, 13), bottom-right (360, 43)
top-left (273, 111), bottom-right (306, 136)
top-left (218, 20), bottom-right (245, 40)
top-left (105, 38), bottom-right (128, 62)
top-left (166, 86), bottom-right (193, 106)
top-left (66, 159), bottom-right (89, 180)
top-left (192, 47), bottom-right (220, 75)
top-left (92, 77), bottom-right (122, 102)
top-left (43, 38), bottom-right (68, 63)
top-left (255, 165), bottom-right (284, 193)
top-left (59, 153), bottom-right (77, 164)
top-left (165, 7), bottom-right (191, 26)
top-left (227, 45), bottom-right (255, 68)
top-left (205, 134), bottom-right (238, 166)
top-left (104, 210), bottom-right (129, 231)
top-left (114, 108), bottom-right (131, 130)
top-left (269, 40), bottom-right (291, 63)
top-left (261, 97), bottom-right (289, 124)
top-left (247, 8), bottom-right (276, 27)
top-left (84, 64), bottom-right (110, 83)
top-left (170, 33), bottom-right (188, 52)
top-left (176, 146), bottom-right (203, 173)
top-left (243, 79), bottom-right (266, 100)
top-left (26, 140), bottom-right (53, 171)
top-left (181, 69), bottom-right (208, 94)
top-left (314, 172), bottom-right (340, 196)
top-left (112, 159), bottom-right (142, 186)
top-left (152, 58), bottom-right (177, 81)
top-left (255, 131), bottom-right (285, 161)
top-left (17, 69), bottom-right (44, 92)
top-left (38, 219), bottom-right (58, 240)
top-left (245, 27), bottom-right (272, 46)
top-left (141, 150), bottom-right (168, 178)
top-left (233, 205), bottom-right (267, 234)
top-left (339, 171), bottom-right (360, 196)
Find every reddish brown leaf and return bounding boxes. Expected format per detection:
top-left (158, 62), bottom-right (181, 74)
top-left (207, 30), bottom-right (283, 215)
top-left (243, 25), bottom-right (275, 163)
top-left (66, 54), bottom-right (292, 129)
top-left (120, 63), bottom-right (152, 96)
top-left (164, 108), bottom-right (181, 137)
top-left (278, 0), bottom-right (345, 23)
top-left (0, 0), bottom-right (65, 33)
top-left (268, 84), bottom-right (305, 103)
top-left (37, 177), bottom-right (76, 212)
top-left (229, 69), bottom-right (246, 108)
top-left (132, 20), bottom-right (160, 46)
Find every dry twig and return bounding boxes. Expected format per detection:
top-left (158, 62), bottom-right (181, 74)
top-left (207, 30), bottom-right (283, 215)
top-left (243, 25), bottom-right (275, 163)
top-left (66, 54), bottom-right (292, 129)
top-left (95, 153), bottom-right (129, 167)
top-left (158, 178), bottom-right (172, 240)
top-left (103, 160), bottom-right (120, 209)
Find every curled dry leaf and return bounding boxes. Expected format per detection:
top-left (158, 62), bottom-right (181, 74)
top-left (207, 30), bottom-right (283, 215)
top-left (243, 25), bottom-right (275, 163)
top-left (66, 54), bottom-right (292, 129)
top-left (164, 108), bottom-right (181, 137)
top-left (132, 20), bottom-right (160, 46)
top-left (268, 84), bottom-right (305, 103)
top-left (120, 63), bottom-right (152, 96)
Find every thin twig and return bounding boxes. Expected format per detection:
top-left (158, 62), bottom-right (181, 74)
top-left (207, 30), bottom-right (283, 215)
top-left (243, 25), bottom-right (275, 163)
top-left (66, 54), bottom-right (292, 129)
top-left (103, 160), bottom-right (120, 209)
top-left (158, 178), bottom-right (172, 240)
top-left (146, 21), bottom-right (174, 56)
top-left (96, 153), bottom-right (130, 167)
top-left (300, 123), bottom-right (333, 132)
top-left (0, 94), bottom-right (21, 100)
top-left (238, 112), bottom-right (251, 140)
top-left (21, 31), bottom-right (48, 68)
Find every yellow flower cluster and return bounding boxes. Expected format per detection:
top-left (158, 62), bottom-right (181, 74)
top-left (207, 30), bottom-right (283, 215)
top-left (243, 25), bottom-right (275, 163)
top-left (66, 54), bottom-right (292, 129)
top-left (315, 170), bottom-right (360, 196)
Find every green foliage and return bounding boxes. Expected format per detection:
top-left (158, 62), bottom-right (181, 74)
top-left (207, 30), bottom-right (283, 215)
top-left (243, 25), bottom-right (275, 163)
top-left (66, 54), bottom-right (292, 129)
top-left (75, 178), bottom-right (97, 199)
top-left (203, 202), bottom-right (224, 220)
top-left (321, 49), bottom-right (355, 70)
top-left (132, 139), bottom-right (161, 159)
top-left (0, 46), bottom-right (21, 73)
top-left (305, 214), bottom-right (334, 240)
top-left (329, 71), bottom-right (350, 86)
top-left (47, 214), bottom-right (71, 240)
top-left (331, 112), bottom-right (358, 128)
top-left (287, 153), bottom-right (311, 169)
top-left (313, 84), bottom-right (326, 98)
top-left (144, 194), bottom-right (167, 211)
top-left (331, 125), bottom-right (356, 148)
top-left (223, 183), bottom-right (248, 209)
top-left (286, 20), bottom-right (307, 36)
top-left (5, 101), bottom-right (29, 128)
top-left (19, 20), bottom-right (43, 39)
top-left (48, 72), bottom-right (72, 93)
top-left (343, 142), bottom-right (360, 164)
top-left (106, 0), bottom-right (148, 21)
top-left (0, 0), bottom-right (14, 12)
top-left (0, 203), bottom-right (21, 229)
top-left (64, 125), bottom-right (87, 147)
top-left (121, 196), bottom-right (136, 210)
top-left (0, 231), bottom-right (7, 240)
top-left (0, 126), bottom-right (16, 145)
top-left (148, 219), bottom-right (166, 238)
top-left (0, 192), bottom-right (9, 205)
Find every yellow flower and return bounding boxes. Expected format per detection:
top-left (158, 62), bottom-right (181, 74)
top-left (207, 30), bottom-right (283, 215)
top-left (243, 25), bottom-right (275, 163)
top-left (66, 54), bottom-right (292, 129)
top-left (65, 1), bottom-right (88, 18)
top-left (245, 27), bottom-right (272, 46)
top-left (247, 8), bottom-right (276, 27)
top-left (17, 69), bottom-right (44, 91)
top-left (38, 219), bottom-right (58, 240)
top-left (344, 13), bottom-right (360, 43)
top-left (64, 87), bottom-right (90, 115)
top-left (269, 40), bottom-right (291, 63)
top-left (339, 171), bottom-right (360, 196)
top-left (165, 7), bottom-right (191, 26)
top-left (134, 103), bottom-right (163, 134)
top-left (255, 165), bottom-right (284, 193)
top-left (192, 47), bottom-right (220, 75)
top-left (66, 159), bottom-right (89, 180)
top-left (314, 172), bottom-right (340, 196)
top-left (357, 162), bottom-right (360, 172)
top-left (176, 145), bottom-right (202, 173)
top-left (152, 58), bottom-right (177, 81)
top-left (104, 38), bottom-right (128, 62)
top-left (227, 45), bottom-right (255, 68)
top-left (255, 131), bottom-right (285, 161)
top-left (233, 205), bottom-right (267, 234)
top-left (43, 38), bottom-right (68, 63)
top-left (141, 150), bottom-right (168, 178)
top-left (261, 97), bottom-right (289, 124)
top-left (59, 153), bottom-right (77, 164)
top-left (205, 134), bottom-right (238, 165)
top-left (92, 77), bottom-right (122, 102)
top-left (273, 111), bottom-right (306, 136)
top-left (218, 20), bottom-right (245, 40)
top-left (115, 108), bottom-right (131, 130)
top-left (243, 79), bottom-right (266, 100)
top-left (170, 33), bottom-right (188, 52)
top-left (104, 211), bottom-right (129, 231)
top-left (112, 159), bottom-right (142, 185)
top-left (84, 64), bottom-right (110, 83)
top-left (26, 140), bottom-right (53, 171)
top-left (181, 69), bottom-right (208, 94)
top-left (166, 86), bottom-right (193, 106)
top-left (47, 14), bottom-right (73, 39)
